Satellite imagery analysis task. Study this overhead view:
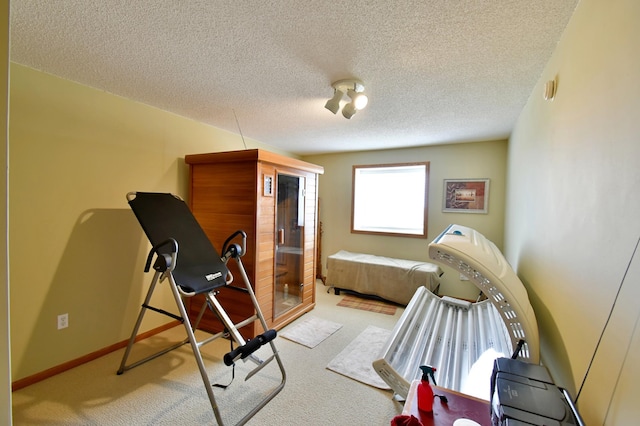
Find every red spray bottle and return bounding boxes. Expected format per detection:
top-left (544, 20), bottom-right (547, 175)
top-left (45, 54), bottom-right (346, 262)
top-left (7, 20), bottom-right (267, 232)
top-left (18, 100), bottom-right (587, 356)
top-left (417, 365), bottom-right (437, 412)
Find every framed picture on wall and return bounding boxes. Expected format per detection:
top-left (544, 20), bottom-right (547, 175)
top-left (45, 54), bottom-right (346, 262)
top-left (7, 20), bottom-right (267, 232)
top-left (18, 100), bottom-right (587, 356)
top-left (443, 179), bottom-right (490, 213)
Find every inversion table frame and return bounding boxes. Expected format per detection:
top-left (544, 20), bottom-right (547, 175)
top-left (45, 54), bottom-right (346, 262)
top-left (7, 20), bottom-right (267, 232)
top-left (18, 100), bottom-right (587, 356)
top-left (374, 224), bottom-right (539, 400)
top-left (117, 192), bottom-right (285, 425)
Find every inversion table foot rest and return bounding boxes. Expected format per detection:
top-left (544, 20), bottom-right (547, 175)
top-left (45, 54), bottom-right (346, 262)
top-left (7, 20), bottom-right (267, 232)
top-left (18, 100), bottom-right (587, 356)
top-left (117, 192), bottom-right (285, 425)
top-left (373, 224), bottom-right (539, 401)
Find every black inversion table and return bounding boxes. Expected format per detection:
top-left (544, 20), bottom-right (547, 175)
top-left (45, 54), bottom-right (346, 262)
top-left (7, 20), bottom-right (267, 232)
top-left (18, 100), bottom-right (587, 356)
top-left (117, 192), bottom-right (285, 425)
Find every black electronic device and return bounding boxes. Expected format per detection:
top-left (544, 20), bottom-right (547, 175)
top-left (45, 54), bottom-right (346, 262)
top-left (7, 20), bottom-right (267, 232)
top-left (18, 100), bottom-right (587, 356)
top-left (490, 358), bottom-right (584, 426)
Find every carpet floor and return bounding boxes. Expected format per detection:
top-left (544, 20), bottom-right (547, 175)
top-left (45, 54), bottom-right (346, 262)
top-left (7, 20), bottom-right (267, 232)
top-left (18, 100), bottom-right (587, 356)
top-left (12, 281), bottom-right (406, 425)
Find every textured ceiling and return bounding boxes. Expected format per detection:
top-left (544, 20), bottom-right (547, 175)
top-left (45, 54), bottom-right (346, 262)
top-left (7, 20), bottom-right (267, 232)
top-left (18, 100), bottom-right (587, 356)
top-left (9, 1), bottom-right (578, 155)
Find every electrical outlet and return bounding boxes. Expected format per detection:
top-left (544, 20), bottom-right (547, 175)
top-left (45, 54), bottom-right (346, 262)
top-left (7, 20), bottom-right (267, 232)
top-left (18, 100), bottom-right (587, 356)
top-left (57, 313), bottom-right (68, 330)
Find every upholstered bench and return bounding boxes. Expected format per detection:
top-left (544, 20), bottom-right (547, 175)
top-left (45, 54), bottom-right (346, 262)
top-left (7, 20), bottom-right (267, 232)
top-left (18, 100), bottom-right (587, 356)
top-left (326, 250), bottom-right (443, 305)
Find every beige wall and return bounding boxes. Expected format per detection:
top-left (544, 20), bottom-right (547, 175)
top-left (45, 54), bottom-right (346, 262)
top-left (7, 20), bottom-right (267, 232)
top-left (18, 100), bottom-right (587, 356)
top-left (505, 0), bottom-right (640, 424)
top-left (2, 0), bottom-right (11, 423)
top-left (8, 63), bottom-right (290, 381)
top-left (303, 139), bottom-right (508, 300)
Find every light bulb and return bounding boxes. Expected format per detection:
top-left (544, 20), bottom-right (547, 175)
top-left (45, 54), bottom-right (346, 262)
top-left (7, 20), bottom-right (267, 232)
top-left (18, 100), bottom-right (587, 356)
top-left (347, 89), bottom-right (368, 110)
top-left (354, 93), bottom-right (368, 110)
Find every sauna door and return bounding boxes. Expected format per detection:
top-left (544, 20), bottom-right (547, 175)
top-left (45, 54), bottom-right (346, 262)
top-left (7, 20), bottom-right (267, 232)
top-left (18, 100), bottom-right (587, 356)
top-left (274, 173), bottom-right (305, 318)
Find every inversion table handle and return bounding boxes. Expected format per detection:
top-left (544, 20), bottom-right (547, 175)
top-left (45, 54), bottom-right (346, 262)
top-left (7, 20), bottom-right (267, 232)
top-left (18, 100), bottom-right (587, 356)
top-left (223, 329), bottom-right (277, 366)
top-left (144, 238), bottom-right (178, 272)
top-left (222, 230), bottom-right (247, 258)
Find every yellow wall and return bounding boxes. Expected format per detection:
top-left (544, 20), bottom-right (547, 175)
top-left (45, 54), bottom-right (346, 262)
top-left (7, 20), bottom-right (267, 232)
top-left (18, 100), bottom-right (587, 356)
top-left (505, 0), bottom-right (640, 424)
top-left (8, 63), bottom-right (289, 381)
top-left (303, 139), bottom-right (508, 300)
top-left (1, 0), bottom-right (12, 422)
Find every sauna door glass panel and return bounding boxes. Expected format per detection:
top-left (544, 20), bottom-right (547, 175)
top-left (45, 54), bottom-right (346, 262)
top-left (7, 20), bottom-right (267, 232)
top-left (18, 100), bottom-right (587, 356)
top-left (274, 173), bottom-right (304, 318)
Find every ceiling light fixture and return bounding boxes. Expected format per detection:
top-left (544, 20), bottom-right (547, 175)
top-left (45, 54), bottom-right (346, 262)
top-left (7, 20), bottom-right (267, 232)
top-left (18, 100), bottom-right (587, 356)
top-left (324, 79), bottom-right (368, 119)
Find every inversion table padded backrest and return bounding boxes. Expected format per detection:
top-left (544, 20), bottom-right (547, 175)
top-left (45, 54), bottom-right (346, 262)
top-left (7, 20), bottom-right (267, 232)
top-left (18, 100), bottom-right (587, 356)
top-left (128, 192), bottom-right (228, 293)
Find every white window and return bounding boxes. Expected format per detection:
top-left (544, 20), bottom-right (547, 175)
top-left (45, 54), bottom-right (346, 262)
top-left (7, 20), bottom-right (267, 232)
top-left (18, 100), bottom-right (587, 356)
top-left (351, 162), bottom-right (429, 237)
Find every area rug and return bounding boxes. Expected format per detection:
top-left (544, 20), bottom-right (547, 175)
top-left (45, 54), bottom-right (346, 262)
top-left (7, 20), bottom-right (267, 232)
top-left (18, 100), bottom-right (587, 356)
top-left (280, 316), bottom-right (343, 348)
top-left (337, 295), bottom-right (397, 315)
top-left (326, 325), bottom-right (391, 390)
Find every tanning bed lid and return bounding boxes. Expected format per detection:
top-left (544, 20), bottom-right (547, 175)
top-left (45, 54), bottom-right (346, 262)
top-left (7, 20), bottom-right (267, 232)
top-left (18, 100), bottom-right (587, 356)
top-left (428, 224), bottom-right (539, 363)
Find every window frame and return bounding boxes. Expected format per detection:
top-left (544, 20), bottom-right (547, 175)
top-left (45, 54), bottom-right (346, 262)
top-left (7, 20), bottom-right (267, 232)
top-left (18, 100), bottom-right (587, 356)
top-left (350, 162), bottom-right (430, 238)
